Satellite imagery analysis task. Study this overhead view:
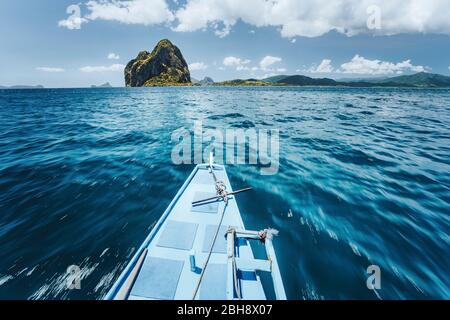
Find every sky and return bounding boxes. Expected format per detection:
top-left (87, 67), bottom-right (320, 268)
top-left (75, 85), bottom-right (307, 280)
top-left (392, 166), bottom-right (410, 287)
top-left (0, 0), bottom-right (450, 88)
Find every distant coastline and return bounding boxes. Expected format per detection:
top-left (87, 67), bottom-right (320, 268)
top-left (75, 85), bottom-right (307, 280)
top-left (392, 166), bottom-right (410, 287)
top-left (212, 72), bottom-right (450, 88)
top-left (0, 85), bottom-right (44, 90)
top-left (3, 72), bottom-right (450, 90)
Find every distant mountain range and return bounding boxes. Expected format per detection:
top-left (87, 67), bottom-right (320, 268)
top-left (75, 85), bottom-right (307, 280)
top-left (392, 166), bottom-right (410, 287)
top-left (264, 75), bottom-right (337, 86)
top-left (197, 72), bottom-right (450, 87)
top-left (0, 85), bottom-right (44, 89)
top-left (374, 72), bottom-right (450, 86)
top-left (261, 72), bottom-right (450, 88)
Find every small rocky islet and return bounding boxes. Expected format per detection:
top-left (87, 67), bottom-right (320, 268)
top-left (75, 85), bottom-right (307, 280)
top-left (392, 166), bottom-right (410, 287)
top-left (125, 39), bottom-right (191, 87)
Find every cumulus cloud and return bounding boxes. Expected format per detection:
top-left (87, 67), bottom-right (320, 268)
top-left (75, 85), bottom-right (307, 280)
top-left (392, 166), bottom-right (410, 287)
top-left (302, 56), bottom-right (426, 75)
top-left (223, 56), bottom-right (251, 71)
top-left (107, 53), bottom-right (120, 60)
top-left (60, 0), bottom-right (450, 38)
top-left (36, 67), bottom-right (66, 73)
top-left (58, 16), bottom-right (87, 30)
top-left (226, 56), bottom-right (286, 75)
top-left (79, 64), bottom-right (125, 72)
top-left (59, 0), bottom-right (173, 29)
top-left (172, 0), bottom-right (237, 37)
top-left (172, 0), bottom-right (450, 38)
top-left (340, 55), bottom-right (426, 74)
top-left (260, 56), bottom-right (282, 70)
top-left (189, 62), bottom-right (208, 71)
top-left (308, 59), bottom-right (334, 73)
top-left (85, 0), bottom-right (174, 25)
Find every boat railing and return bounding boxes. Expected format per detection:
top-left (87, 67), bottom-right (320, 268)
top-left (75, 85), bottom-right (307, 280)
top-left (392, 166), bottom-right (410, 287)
top-left (226, 228), bottom-right (287, 300)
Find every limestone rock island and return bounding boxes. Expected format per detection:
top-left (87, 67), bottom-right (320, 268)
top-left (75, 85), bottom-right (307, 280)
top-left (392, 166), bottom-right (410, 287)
top-left (125, 39), bottom-right (191, 87)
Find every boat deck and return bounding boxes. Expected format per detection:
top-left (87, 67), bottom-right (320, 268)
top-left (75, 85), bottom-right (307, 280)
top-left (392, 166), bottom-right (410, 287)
top-left (105, 164), bottom-right (266, 300)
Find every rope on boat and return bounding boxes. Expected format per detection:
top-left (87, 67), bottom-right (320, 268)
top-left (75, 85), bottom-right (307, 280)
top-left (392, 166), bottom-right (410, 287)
top-left (192, 187), bottom-right (253, 206)
top-left (192, 171), bottom-right (229, 300)
top-left (191, 199), bottom-right (228, 300)
top-left (192, 156), bottom-right (248, 300)
top-left (192, 156), bottom-right (242, 300)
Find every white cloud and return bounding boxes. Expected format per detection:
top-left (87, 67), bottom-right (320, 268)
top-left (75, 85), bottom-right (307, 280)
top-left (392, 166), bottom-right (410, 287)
top-left (302, 56), bottom-right (426, 75)
top-left (340, 55), bottom-right (426, 75)
top-left (60, 1), bottom-right (450, 38)
top-left (86, 0), bottom-right (174, 25)
top-left (290, 38), bottom-right (296, 43)
top-left (58, 16), bottom-right (87, 30)
top-left (172, 0), bottom-right (450, 38)
top-left (36, 67), bottom-right (66, 73)
top-left (260, 56), bottom-right (282, 70)
top-left (79, 64), bottom-right (125, 73)
top-left (59, 0), bottom-right (174, 29)
top-left (214, 25), bottom-right (232, 38)
top-left (308, 59), bottom-right (334, 73)
top-left (223, 56), bottom-right (251, 71)
top-left (172, 0), bottom-right (236, 36)
top-left (223, 56), bottom-right (251, 66)
top-left (107, 53), bottom-right (120, 60)
top-left (189, 62), bottom-right (208, 71)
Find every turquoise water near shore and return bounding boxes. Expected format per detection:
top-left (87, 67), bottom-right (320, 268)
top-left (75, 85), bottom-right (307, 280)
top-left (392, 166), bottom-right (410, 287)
top-left (0, 87), bottom-right (449, 299)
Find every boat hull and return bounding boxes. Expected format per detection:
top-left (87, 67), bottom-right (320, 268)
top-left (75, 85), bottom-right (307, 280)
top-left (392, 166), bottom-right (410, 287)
top-left (105, 164), bottom-right (266, 300)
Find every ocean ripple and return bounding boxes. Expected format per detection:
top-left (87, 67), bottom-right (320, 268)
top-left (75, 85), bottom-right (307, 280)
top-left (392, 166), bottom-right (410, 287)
top-left (0, 87), bottom-right (449, 299)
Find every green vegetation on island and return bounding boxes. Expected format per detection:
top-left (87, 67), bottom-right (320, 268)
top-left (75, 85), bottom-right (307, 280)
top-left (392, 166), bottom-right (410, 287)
top-left (263, 72), bottom-right (450, 88)
top-left (372, 72), bottom-right (450, 87)
top-left (211, 73), bottom-right (450, 87)
top-left (213, 79), bottom-right (272, 86)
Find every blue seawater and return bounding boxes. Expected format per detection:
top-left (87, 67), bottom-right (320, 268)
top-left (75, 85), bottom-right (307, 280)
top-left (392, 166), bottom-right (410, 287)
top-left (0, 87), bottom-right (449, 299)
